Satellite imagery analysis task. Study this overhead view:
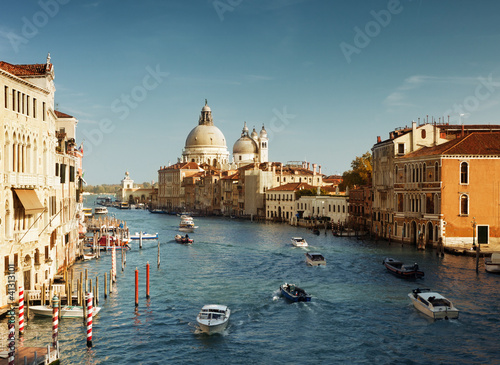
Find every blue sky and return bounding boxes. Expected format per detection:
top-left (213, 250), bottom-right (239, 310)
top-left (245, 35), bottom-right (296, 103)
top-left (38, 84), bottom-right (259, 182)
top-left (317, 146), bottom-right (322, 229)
top-left (2, 0), bottom-right (500, 184)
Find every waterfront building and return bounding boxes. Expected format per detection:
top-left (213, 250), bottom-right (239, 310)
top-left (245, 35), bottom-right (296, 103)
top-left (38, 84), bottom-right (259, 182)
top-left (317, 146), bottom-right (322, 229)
top-left (298, 194), bottom-right (349, 227)
top-left (181, 101), bottom-right (230, 168)
top-left (118, 171), bottom-right (157, 206)
top-left (266, 182), bottom-right (313, 223)
top-left (348, 183), bottom-right (372, 232)
top-left (220, 170), bottom-right (239, 216)
top-left (0, 56), bottom-right (81, 308)
top-left (371, 121), bottom-right (500, 240)
top-left (157, 162), bottom-right (202, 211)
top-left (394, 132), bottom-right (500, 248)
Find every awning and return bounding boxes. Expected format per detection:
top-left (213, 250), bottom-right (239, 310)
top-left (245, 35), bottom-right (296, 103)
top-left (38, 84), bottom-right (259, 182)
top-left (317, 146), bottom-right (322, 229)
top-left (14, 189), bottom-right (45, 215)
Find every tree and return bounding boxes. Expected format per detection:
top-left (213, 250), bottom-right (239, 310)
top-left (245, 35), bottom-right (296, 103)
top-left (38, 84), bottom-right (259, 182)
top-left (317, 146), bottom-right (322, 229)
top-left (339, 151), bottom-right (372, 190)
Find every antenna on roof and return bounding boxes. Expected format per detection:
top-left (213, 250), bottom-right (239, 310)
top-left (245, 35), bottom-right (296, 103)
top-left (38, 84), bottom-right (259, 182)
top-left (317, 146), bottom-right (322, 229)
top-left (46, 53), bottom-right (51, 65)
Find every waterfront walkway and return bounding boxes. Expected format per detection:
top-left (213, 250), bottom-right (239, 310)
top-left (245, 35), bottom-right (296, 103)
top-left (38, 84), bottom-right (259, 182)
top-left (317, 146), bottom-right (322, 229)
top-left (0, 345), bottom-right (59, 365)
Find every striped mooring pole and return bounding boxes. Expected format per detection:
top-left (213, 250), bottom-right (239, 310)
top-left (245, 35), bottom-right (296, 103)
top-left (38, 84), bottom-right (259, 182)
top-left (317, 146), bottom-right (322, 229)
top-left (19, 286), bottom-right (24, 335)
top-left (86, 292), bottom-right (93, 348)
top-left (112, 245), bottom-right (117, 282)
top-left (135, 268), bottom-right (139, 308)
top-left (7, 306), bottom-right (15, 365)
top-left (52, 295), bottom-right (59, 350)
top-left (146, 262), bottom-right (150, 299)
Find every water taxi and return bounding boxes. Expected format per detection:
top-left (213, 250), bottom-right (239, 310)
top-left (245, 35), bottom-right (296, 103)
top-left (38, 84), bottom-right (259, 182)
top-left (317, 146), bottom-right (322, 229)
top-left (196, 305), bottom-right (230, 335)
top-left (291, 237), bottom-right (308, 247)
top-left (408, 288), bottom-right (459, 320)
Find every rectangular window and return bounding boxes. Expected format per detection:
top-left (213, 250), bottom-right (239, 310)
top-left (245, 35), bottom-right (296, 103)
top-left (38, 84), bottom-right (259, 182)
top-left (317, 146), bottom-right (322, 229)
top-left (398, 143), bottom-right (405, 154)
top-left (14, 254), bottom-right (18, 270)
top-left (21, 93), bottom-right (25, 114)
top-left (55, 163), bottom-right (59, 176)
top-left (12, 89), bottom-right (15, 111)
top-left (42, 102), bottom-right (46, 121)
top-left (60, 164), bottom-right (66, 183)
top-left (4, 86), bottom-right (8, 109)
top-left (70, 166), bottom-right (75, 182)
top-left (26, 95), bottom-right (30, 116)
top-left (17, 91), bottom-right (20, 112)
top-left (33, 98), bottom-right (37, 118)
top-left (4, 256), bottom-right (9, 273)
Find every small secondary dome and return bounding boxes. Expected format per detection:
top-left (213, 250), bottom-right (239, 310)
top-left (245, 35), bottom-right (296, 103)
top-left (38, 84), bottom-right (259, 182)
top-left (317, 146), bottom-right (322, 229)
top-left (233, 135), bottom-right (258, 154)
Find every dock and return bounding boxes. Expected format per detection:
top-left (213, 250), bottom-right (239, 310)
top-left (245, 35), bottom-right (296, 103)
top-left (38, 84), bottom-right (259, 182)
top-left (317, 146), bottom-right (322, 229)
top-left (0, 345), bottom-right (59, 365)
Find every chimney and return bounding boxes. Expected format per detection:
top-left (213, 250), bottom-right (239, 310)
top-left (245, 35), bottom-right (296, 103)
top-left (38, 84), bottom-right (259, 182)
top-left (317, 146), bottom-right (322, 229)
top-left (411, 121), bottom-right (417, 151)
top-left (389, 132), bottom-right (394, 140)
top-left (313, 163), bottom-right (317, 175)
top-left (318, 165), bottom-right (322, 174)
top-left (377, 136), bottom-right (381, 143)
top-left (461, 124), bottom-right (464, 137)
top-left (307, 162), bottom-right (310, 170)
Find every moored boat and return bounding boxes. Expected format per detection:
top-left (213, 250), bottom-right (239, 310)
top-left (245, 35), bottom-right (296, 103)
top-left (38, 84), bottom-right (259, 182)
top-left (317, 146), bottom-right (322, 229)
top-left (291, 237), bottom-right (308, 247)
top-left (196, 304), bottom-right (230, 335)
top-left (175, 234), bottom-right (193, 244)
top-left (383, 257), bottom-right (424, 279)
top-left (83, 207), bottom-right (93, 217)
top-left (30, 305), bottom-right (101, 318)
top-left (130, 232), bottom-right (159, 240)
top-left (280, 283), bottom-right (311, 302)
top-left (305, 252), bottom-right (326, 266)
top-left (94, 206), bottom-right (108, 215)
top-left (408, 288), bottom-right (459, 320)
top-left (484, 253), bottom-right (500, 273)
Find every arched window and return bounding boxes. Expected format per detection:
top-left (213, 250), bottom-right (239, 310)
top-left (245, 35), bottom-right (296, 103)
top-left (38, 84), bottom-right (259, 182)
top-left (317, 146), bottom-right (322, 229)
top-left (460, 194), bottom-right (469, 215)
top-left (434, 162), bottom-right (439, 182)
top-left (422, 163), bottom-right (426, 182)
top-left (460, 162), bottom-right (469, 184)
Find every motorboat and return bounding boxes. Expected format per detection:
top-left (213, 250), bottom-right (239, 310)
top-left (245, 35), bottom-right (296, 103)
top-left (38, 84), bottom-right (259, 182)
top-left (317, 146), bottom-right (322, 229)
top-left (196, 304), bottom-right (230, 335)
top-left (175, 234), bottom-right (194, 244)
top-left (305, 252), bottom-right (326, 266)
top-left (30, 305), bottom-right (101, 318)
top-left (94, 206), bottom-right (108, 215)
top-left (383, 257), bottom-right (424, 279)
top-left (408, 288), bottom-right (459, 320)
top-left (280, 283), bottom-right (311, 302)
top-left (179, 216), bottom-right (197, 232)
top-left (130, 232), bottom-right (159, 240)
top-left (83, 253), bottom-right (95, 261)
top-left (484, 253), bottom-right (500, 273)
top-left (291, 237), bottom-right (308, 247)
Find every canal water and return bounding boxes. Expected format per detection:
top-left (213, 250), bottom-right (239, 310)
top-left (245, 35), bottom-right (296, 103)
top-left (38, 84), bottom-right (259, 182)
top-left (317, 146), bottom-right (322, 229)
top-left (3, 196), bottom-right (500, 364)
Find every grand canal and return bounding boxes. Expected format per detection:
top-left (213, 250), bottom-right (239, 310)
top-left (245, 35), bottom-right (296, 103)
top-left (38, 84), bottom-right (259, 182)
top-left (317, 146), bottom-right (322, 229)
top-left (3, 197), bottom-right (500, 364)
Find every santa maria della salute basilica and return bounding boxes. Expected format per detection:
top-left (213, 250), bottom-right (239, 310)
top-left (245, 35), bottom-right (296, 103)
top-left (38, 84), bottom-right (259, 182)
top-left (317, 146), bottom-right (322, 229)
top-left (180, 100), bottom-right (268, 168)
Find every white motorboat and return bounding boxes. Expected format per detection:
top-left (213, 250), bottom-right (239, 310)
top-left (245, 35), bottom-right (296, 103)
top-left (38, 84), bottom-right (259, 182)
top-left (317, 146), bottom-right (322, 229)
top-left (179, 216), bottom-right (197, 232)
top-left (484, 253), bottom-right (500, 273)
top-left (305, 252), bottom-right (326, 266)
top-left (408, 288), bottom-right (459, 320)
top-left (196, 304), bottom-right (230, 335)
top-left (94, 206), bottom-right (108, 215)
top-left (291, 237), bottom-right (308, 247)
top-left (30, 305), bottom-right (101, 318)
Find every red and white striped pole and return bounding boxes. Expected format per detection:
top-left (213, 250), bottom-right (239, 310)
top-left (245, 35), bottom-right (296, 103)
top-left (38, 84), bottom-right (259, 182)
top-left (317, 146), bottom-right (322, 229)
top-left (7, 306), bottom-right (15, 365)
top-left (52, 295), bottom-right (59, 350)
top-left (18, 286), bottom-right (24, 336)
top-left (86, 292), bottom-right (93, 348)
top-left (112, 245), bottom-right (117, 282)
top-left (146, 262), bottom-right (150, 299)
top-left (135, 268), bottom-right (139, 308)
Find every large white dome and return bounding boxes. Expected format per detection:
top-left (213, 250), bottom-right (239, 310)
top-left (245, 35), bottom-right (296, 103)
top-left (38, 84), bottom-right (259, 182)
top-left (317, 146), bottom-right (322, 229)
top-left (185, 124), bottom-right (227, 148)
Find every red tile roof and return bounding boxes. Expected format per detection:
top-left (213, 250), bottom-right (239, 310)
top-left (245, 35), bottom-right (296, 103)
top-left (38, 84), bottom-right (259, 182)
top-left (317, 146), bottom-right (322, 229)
top-left (55, 110), bottom-right (74, 119)
top-left (0, 61), bottom-right (52, 76)
top-left (403, 132), bottom-right (500, 158)
top-left (267, 182), bottom-right (314, 192)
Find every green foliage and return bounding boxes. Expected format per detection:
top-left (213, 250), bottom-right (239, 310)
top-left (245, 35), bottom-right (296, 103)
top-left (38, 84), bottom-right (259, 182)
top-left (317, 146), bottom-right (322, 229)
top-left (339, 151), bottom-right (372, 190)
top-left (84, 184), bottom-right (120, 194)
top-left (295, 188), bottom-right (329, 199)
